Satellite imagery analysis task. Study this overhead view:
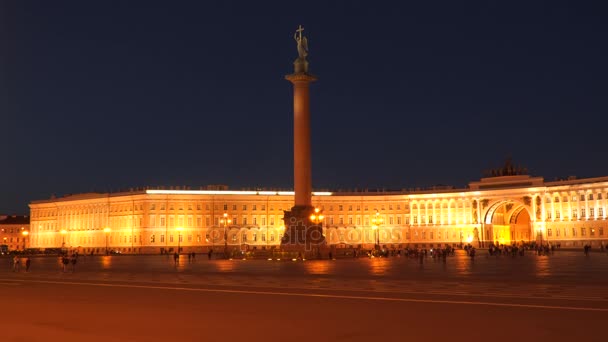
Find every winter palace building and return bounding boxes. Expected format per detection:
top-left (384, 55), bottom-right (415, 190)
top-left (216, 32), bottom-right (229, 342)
top-left (28, 172), bottom-right (608, 254)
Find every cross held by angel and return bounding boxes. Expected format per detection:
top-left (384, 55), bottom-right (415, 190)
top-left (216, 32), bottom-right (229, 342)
top-left (294, 25), bottom-right (308, 59)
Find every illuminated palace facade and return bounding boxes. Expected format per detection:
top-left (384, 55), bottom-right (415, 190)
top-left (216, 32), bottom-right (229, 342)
top-left (28, 174), bottom-right (608, 254)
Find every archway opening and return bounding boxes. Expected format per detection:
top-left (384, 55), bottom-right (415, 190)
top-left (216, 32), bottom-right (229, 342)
top-left (484, 201), bottom-right (531, 245)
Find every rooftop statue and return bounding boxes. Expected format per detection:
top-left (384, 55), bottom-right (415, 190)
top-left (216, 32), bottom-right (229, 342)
top-left (294, 25), bottom-right (308, 59)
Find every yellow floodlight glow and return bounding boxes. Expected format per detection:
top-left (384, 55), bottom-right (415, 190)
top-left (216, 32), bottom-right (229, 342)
top-left (21, 231), bottom-right (29, 236)
top-left (103, 227), bottom-right (111, 233)
top-left (60, 229), bottom-right (67, 235)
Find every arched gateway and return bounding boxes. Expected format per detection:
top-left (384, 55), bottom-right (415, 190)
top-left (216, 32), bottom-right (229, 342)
top-left (483, 200), bottom-right (533, 245)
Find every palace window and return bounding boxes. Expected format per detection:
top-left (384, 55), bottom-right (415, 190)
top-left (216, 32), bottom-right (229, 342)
top-left (261, 217), bottom-right (266, 226)
top-left (232, 205), bottom-right (237, 210)
top-left (556, 228), bottom-right (560, 237)
top-left (339, 205), bottom-right (343, 211)
top-left (150, 204), bottom-right (156, 210)
top-left (581, 228), bottom-right (586, 236)
top-left (405, 216), bottom-right (410, 225)
top-left (572, 228), bottom-right (576, 237)
top-left (413, 216), bottom-right (418, 224)
top-left (188, 217), bottom-right (193, 226)
top-left (348, 217), bottom-right (353, 225)
top-left (197, 234), bottom-right (201, 242)
top-left (253, 205), bottom-right (257, 211)
top-left (150, 235), bottom-right (155, 243)
top-left (364, 206), bottom-right (368, 211)
top-left (160, 235), bottom-right (165, 242)
top-left (581, 208), bottom-right (586, 218)
top-left (580, 194), bottom-right (585, 201)
top-left (572, 210), bottom-right (577, 219)
top-left (232, 235), bottom-right (237, 242)
top-left (270, 234), bottom-right (275, 242)
top-left (598, 193), bottom-right (603, 200)
top-left (242, 234), bottom-right (247, 242)
top-left (428, 216), bottom-right (433, 224)
top-left (554, 197), bottom-right (559, 203)
top-left (563, 196), bottom-right (568, 202)
top-left (397, 204), bottom-right (401, 210)
top-left (547, 228), bottom-right (552, 237)
top-left (572, 196), bottom-right (577, 202)
top-left (590, 208), bottom-right (595, 218)
top-left (270, 217), bottom-right (275, 225)
top-left (261, 234), bottom-right (266, 242)
top-left (590, 228), bottom-right (595, 236)
top-left (261, 205), bottom-right (266, 211)
top-left (588, 194), bottom-right (594, 201)
top-left (243, 205), bottom-right (247, 210)
top-left (197, 217), bottom-right (202, 227)
top-left (205, 217), bottom-right (210, 226)
top-left (599, 208), bottom-right (604, 218)
top-left (397, 216), bottom-right (402, 225)
top-left (546, 211), bottom-right (552, 219)
top-left (339, 217), bottom-right (344, 225)
top-left (169, 235), bottom-right (174, 242)
top-left (555, 211), bottom-right (560, 219)
top-left (197, 204), bottom-right (201, 210)
top-left (389, 216), bottom-right (393, 225)
top-left (348, 205), bottom-right (352, 211)
top-left (389, 204), bottom-right (393, 210)
top-left (252, 233), bottom-right (257, 242)
top-left (223, 204), bottom-right (228, 211)
top-left (356, 205), bottom-right (361, 211)
top-left (205, 204), bottom-right (210, 210)
top-left (430, 232), bottom-right (434, 239)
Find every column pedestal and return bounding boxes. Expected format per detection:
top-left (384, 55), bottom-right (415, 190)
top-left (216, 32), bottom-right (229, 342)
top-left (281, 205), bottom-right (327, 259)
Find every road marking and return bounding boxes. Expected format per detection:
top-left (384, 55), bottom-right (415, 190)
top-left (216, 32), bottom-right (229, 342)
top-left (5, 278), bottom-right (608, 312)
top-left (0, 281), bottom-right (20, 286)
top-left (3, 277), bottom-right (607, 303)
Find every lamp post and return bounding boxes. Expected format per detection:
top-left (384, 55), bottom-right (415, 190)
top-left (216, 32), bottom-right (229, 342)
top-left (176, 227), bottom-right (183, 254)
top-left (371, 210), bottom-right (383, 251)
top-left (21, 231), bottom-right (29, 251)
top-left (60, 229), bottom-right (67, 253)
top-left (309, 208), bottom-right (324, 256)
top-left (220, 213), bottom-right (231, 258)
top-left (103, 228), bottom-right (111, 254)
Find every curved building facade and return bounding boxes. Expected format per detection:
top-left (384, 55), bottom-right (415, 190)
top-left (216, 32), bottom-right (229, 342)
top-left (28, 174), bottom-right (608, 254)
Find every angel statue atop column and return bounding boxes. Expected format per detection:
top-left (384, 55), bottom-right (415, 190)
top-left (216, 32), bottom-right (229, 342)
top-left (294, 25), bottom-right (308, 59)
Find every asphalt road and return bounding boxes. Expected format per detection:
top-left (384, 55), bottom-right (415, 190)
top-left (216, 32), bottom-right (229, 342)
top-left (1, 251), bottom-right (608, 341)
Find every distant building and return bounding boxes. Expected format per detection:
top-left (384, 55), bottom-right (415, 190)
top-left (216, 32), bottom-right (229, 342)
top-left (27, 171), bottom-right (608, 254)
top-left (0, 215), bottom-right (30, 252)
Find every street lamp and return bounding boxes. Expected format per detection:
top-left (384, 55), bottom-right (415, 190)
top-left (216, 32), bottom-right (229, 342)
top-left (371, 210), bottom-right (383, 251)
top-left (176, 227), bottom-right (183, 253)
top-left (220, 213), bottom-right (232, 258)
top-left (21, 231), bottom-right (29, 251)
top-left (60, 229), bottom-right (67, 253)
top-left (103, 228), bottom-right (111, 254)
top-left (309, 207), bottom-right (324, 224)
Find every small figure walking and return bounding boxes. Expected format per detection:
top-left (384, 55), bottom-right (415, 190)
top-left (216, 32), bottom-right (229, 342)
top-left (208, 249), bottom-right (213, 260)
top-left (61, 256), bottom-right (69, 272)
top-left (173, 252), bottom-right (179, 266)
top-left (12, 256), bottom-right (20, 272)
top-left (188, 253), bottom-right (192, 263)
top-left (25, 257), bottom-right (31, 272)
top-left (71, 255), bottom-right (78, 272)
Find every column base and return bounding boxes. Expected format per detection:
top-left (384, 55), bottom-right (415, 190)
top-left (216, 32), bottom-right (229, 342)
top-left (281, 205), bottom-right (327, 259)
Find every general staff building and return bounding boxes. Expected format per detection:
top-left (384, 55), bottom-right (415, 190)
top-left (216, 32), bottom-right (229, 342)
top-left (28, 173), bottom-right (608, 254)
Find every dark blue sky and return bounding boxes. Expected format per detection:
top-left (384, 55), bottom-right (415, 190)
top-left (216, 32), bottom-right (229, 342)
top-left (2, 1), bottom-right (607, 214)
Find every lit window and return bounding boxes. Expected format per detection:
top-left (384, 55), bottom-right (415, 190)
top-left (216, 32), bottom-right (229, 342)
top-left (150, 235), bottom-right (155, 243)
top-left (160, 235), bottom-right (165, 242)
top-left (581, 228), bottom-right (586, 236)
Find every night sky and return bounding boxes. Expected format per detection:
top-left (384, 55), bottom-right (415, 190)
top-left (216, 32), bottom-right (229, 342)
top-left (2, 1), bottom-right (607, 214)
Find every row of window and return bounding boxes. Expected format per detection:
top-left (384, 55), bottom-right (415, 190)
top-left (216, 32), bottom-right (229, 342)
top-left (546, 193), bottom-right (606, 203)
top-left (546, 208), bottom-right (605, 219)
top-left (547, 227), bottom-right (605, 237)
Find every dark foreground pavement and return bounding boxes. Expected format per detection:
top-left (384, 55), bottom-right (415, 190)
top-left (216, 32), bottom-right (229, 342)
top-left (1, 251), bottom-right (608, 341)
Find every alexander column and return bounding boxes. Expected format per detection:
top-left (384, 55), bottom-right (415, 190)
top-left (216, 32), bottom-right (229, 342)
top-left (282, 25), bottom-right (325, 257)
